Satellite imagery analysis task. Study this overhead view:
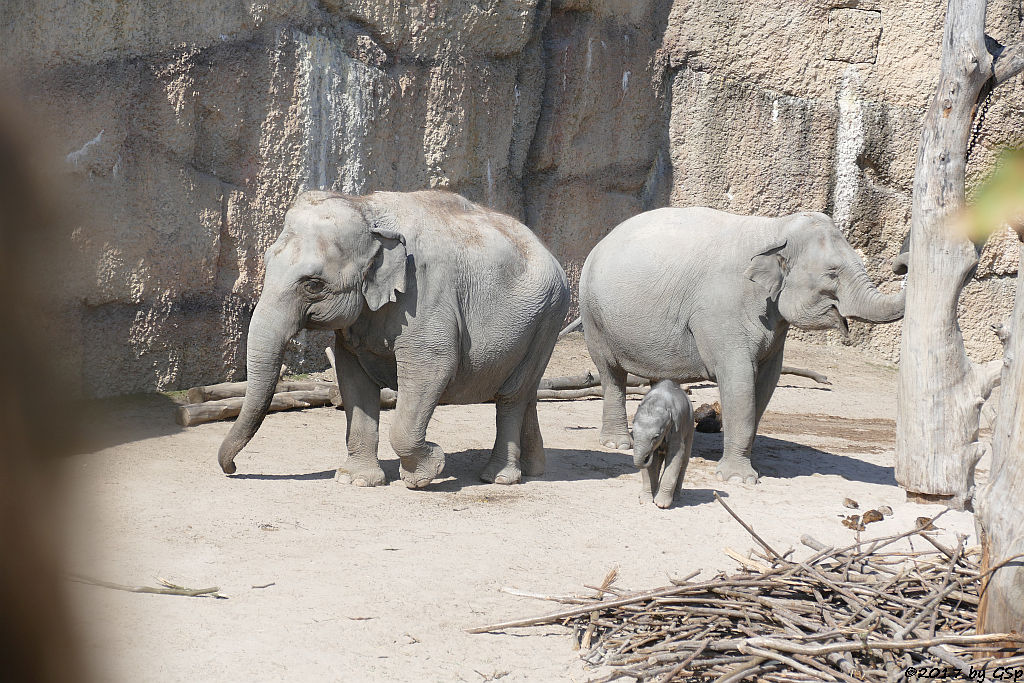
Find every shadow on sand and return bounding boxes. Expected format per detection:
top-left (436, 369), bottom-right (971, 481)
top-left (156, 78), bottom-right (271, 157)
top-left (73, 393), bottom-right (185, 452)
top-left (228, 469), bottom-right (337, 481)
top-left (693, 432), bottom-right (896, 486)
top-left (223, 430), bottom-right (895, 494)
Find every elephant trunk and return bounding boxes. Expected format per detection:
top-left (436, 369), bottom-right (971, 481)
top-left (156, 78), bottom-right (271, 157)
top-left (892, 232), bottom-right (910, 275)
top-left (838, 267), bottom-right (905, 324)
top-left (217, 298), bottom-right (302, 474)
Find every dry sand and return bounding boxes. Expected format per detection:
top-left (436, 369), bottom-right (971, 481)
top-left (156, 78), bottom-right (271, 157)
top-left (62, 334), bottom-right (980, 682)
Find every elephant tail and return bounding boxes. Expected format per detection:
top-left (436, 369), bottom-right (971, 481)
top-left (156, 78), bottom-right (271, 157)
top-left (559, 317), bottom-right (583, 338)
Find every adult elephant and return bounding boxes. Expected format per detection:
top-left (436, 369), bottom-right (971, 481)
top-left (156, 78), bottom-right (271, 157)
top-left (578, 207), bottom-right (904, 484)
top-left (218, 190), bottom-right (569, 488)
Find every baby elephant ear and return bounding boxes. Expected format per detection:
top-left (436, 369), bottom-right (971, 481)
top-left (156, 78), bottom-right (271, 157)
top-left (745, 242), bottom-right (788, 301)
top-left (362, 225), bottom-right (408, 311)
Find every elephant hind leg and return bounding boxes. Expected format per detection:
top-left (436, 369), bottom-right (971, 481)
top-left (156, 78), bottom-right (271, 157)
top-left (491, 306), bottom-right (563, 482)
top-left (596, 361), bottom-right (632, 450)
top-left (481, 398), bottom-right (528, 485)
top-left (519, 401), bottom-right (545, 477)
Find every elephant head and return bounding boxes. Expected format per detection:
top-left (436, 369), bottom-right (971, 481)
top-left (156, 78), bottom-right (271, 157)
top-left (744, 212), bottom-right (904, 335)
top-left (631, 402), bottom-right (676, 469)
top-left (218, 191), bottom-right (408, 474)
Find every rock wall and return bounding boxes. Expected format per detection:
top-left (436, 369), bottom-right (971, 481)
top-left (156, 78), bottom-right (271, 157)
top-left (2, 0), bottom-right (1021, 395)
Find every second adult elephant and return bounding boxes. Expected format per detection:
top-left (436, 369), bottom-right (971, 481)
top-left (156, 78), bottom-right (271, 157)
top-left (218, 190), bottom-right (569, 488)
top-left (578, 207), bottom-right (904, 484)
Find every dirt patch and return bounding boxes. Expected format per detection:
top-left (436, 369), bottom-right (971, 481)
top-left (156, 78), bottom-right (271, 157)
top-left (62, 336), bottom-right (979, 682)
top-left (760, 412), bottom-right (895, 445)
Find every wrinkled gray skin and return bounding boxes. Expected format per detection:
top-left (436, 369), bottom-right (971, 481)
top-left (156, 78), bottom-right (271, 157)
top-left (631, 380), bottom-right (694, 509)
top-left (579, 207), bottom-right (905, 484)
top-left (218, 190), bottom-right (569, 488)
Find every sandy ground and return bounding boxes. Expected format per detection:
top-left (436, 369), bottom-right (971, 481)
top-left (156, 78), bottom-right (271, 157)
top-left (62, 334), bottom-right (982, 682)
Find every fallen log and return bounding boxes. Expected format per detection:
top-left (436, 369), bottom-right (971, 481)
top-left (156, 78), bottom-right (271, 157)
top-left (537, 386), bottom-right (649, 400)
top-left (186, 379), bottom-right (336, 403)
top-left (780, 365), bottom-right (830, 385)
top-left (175, 389), bottom-right (335, 427)
top-left (538, 371), bottom-right (648, 391)
top-left (180, 383), bottom-right (654, 427)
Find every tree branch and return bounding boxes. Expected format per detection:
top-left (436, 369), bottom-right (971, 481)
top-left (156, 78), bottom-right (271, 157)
top-left (976, 358), bottom-right (1004, 400)
top-left (992, 40), bottom-right (1024, 87)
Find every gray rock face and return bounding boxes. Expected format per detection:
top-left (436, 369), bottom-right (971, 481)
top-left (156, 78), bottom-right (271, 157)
top-left (2, 0), bottom-right (1020, 395)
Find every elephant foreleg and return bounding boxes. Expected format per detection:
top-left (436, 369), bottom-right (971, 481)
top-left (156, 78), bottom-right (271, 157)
top-left (390, 361), bottom-right (453, 489)
top-left (333, 335), bottom-right (386, 487)
top-left (655, 429), bottom-right (692, 509)
top-left (754, 347), bottom-right (784, 425)
top-left (715, 362), bottom-right (760, 484)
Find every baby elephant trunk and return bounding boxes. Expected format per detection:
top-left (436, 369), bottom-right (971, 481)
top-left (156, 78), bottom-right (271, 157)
top-left (633, 439), bottom-right (661, 469)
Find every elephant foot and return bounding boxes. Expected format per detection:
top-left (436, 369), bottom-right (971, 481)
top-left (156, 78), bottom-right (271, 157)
top-left (638, 489), bottom-right (654, 505)
top-left (399, 443), bottom-right (445, 489)
top-left (600, 430), bottom-right (632, 450)
top-left (715, 458), bottom-right (759, 485)
top-left (654, 491), bottom-right (676, 509)
top-left (519, 448), bottom-right (546, 477)
top-left (336, 463), bottom-right (387, 487)
top-left (480, 461), bottom-right (523, 485)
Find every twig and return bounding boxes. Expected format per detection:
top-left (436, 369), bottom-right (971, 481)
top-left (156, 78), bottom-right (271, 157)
top-left (713, 491), bottom-right (782, 560)
top-left (69, 574), bottom-right (223, 598)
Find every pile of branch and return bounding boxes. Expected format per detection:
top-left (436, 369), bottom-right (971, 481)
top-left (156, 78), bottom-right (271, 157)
top-left (471, 507), bottom-right (1024, 682)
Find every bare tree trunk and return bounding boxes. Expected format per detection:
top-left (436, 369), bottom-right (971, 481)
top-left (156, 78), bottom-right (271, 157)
top-left (977, 241), bottom-right (1024, 637)
top-left (895, 0), bottom-right (1020, 509)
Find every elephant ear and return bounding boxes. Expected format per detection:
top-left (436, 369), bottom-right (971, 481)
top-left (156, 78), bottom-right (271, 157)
top-left (745, 242), bottom-right (788, 302)
top-left (362, 223), bottom-right (408, 312)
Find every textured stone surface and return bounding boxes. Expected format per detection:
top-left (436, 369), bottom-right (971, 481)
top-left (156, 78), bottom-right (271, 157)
top-left (825, 9), bottom-right (883, 64)
top-left (2, 0), bottom-right (1020, 395)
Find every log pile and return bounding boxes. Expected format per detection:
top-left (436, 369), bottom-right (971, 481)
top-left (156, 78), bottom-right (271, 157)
top-left (173, 349), bottom-right (828, 428)
top-left (175, 387), bottom-right (337, 427)
top-left (174, 368), bottom-right (650, 427)
top-left (470, 507), bottom-right (1024, 682)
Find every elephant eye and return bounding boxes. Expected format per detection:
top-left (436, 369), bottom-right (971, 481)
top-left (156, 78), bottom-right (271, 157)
top-left (302, 279), bottom-right (326, 296)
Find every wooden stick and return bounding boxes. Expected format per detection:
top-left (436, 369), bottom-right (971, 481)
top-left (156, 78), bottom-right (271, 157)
top-left (725, 633), bottom-right (1024, 657)
top-left (467, 572), bottom-right (793, 634)
top-left (558, 317), bottom-right (583, 338)
top-left (325, 346), bottom-right (337, 379)
top-left (69, 574), bottom-right (222, 597)
top-left (780, 366), bottom-right (831, 385)
top-left (713, 491), bottom-right (783, 560)
top-left (656, 640), bottom-right (709, 683)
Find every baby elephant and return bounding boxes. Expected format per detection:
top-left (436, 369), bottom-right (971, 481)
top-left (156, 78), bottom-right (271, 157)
top-left (631, 381), bottom-right (694, 508)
